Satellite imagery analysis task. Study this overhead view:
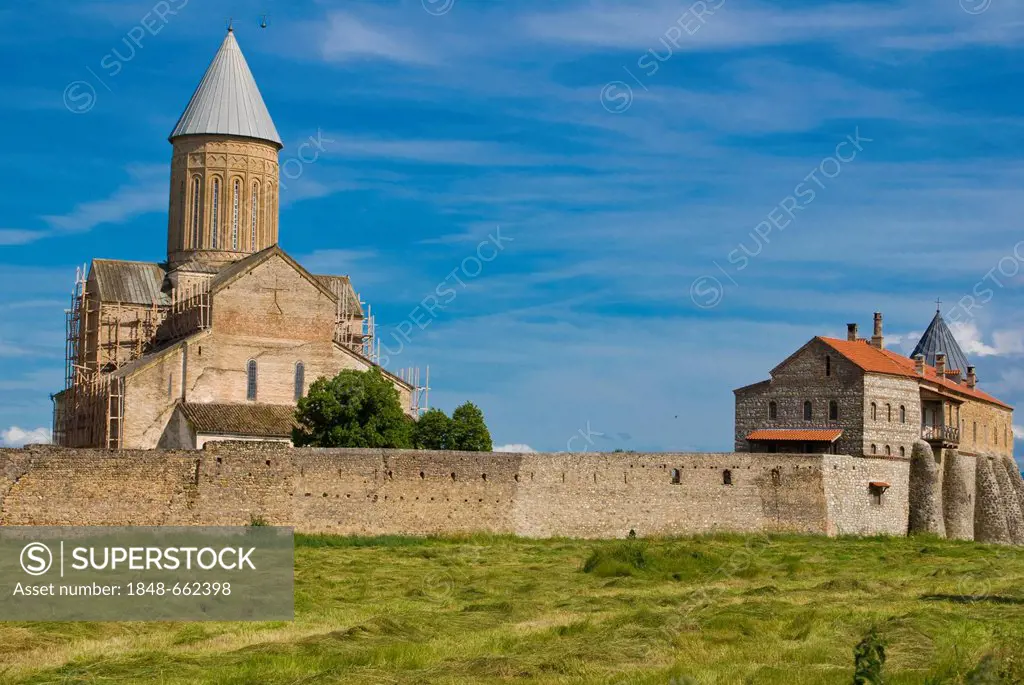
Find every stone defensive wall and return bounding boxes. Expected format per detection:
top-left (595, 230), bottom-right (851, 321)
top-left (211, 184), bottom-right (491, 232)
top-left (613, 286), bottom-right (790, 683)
top-left (1, 445), bottom-right (910, 539)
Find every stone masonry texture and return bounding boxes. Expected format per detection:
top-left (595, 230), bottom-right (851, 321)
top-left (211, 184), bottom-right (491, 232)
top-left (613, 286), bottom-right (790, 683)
top-left (0, 446), bottom-right (910, 539)
top-left (942, 451), bottom-right (976, 541)
top-left (974, 456), bottom-right (1011, 545)
top-left (989, 453), bottom-right (1024, 545)
top-left (908, 440), bottom-right (944, 537)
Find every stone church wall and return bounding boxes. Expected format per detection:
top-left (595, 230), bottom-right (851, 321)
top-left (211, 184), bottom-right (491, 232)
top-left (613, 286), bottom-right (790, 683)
top-left (0, 446), bottom-right (910, 539)
top-left (861, 375), bottom-right (921, 459)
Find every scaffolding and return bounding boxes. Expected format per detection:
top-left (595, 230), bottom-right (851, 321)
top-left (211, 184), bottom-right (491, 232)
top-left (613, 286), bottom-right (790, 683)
top-left (53, 374), bottom-right (125, 448)
top-left (399, 366), bottom-right (430, 416)
top-left (160, 279), bottom-right (211, 344)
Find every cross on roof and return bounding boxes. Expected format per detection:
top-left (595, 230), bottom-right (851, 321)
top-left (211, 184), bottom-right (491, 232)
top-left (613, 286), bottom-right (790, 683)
top-left (935, 297), bottom-right (942, 312)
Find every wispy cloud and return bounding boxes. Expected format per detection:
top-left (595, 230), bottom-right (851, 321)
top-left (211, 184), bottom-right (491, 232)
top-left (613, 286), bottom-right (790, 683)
top-left (1, 425), bottom-right (50, 447)
top-left (41, 164), bottom-right (165, 233)
top-left (0, 229), bottom-right (47, 246)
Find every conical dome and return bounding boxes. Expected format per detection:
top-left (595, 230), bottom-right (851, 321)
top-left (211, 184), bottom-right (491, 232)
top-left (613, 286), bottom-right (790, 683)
top-left (911, 308), bottom-right (971, 373)
top-left (169, 29), bottom-right (282, 147)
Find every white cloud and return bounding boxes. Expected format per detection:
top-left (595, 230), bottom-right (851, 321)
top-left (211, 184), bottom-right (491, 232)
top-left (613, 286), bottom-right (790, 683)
top-left (0, 229), bottom-right (47, 245)
top-left (41, 164), bottom-right (165, 233)
top-left (1, 426), bottom-right (51, 447)
top-left (494, 443), bottom-right (536, 453)
top-left (949, 321), bottom-right (1024, 357)
top-left (1014, 425), bottom-right (1024, 440)
top-left (318, 11), bottom-right (431, 65)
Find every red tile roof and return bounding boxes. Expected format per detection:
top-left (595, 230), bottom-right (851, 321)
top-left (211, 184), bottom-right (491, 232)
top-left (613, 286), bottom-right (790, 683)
top-left (746, 428), bottom-right (844, 442)
top-left (817, 337), bottom-right (1012, 409)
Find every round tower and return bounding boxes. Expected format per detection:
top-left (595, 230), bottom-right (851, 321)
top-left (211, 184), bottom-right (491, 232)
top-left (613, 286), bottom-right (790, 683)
top-left (166, 29), bottom-right (282, 269)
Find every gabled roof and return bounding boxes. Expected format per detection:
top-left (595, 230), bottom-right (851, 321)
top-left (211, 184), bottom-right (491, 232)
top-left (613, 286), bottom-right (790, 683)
top-left (169, 29), bottom-right (282, 147)
top-left (210, 245), bottom-right (336, 301)
top-left (90, 259), bottom-right (168, 305)
top-left (911, 309), bottom-right (971, 374)
top-left (818, 337), bottom-right (1011, 410)
top-left (178, 402), bottom-right (295, 437)
top-left (314, 275), bottom-right (363, 318)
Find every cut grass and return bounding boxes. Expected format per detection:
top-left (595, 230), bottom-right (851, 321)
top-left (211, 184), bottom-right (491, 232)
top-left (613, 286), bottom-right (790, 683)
top-left (1, 534), bottom-right (1023, 684)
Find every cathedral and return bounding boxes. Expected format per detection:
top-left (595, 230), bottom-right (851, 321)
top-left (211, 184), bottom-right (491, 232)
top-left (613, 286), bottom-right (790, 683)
top-left (52, 29), bottom-right (417, 449)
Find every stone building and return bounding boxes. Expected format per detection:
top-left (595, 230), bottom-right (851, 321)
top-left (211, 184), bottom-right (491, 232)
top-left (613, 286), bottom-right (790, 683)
top-left (734, 310), bottom-right (1014, 461)
top-left (52, 29), bottom-right (416, 449)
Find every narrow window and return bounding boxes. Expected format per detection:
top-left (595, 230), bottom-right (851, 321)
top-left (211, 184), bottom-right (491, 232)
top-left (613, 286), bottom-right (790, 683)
top-left (973, 421), bottom-right (977, 442)
top-left (884, 445), bottom-right (891, 456)
top-left (899, 446), bottom-right (906, 457)
top-left (210, 178), bottom-right (220, 249)
top-left (803, 401), bottom-right (812, 421)
top-left (886, 404), bottom-right (892, 422)
top-left (723, 469), bottom-right (732, 486)
top-left (872, 490), bottom-right (882, 506)
top-left (251, 182), bottom-right (259, 251)
top-left (190, 176), bottom-right (201, 247)
top-left (178, 181), bottom-right (185, 238)
top-left (871, 444), bottom-right (877, 455)
top-left (768, 401), bottom-right (777, 420)
top-left (246, 359), bottom-right (257, 400)
top-left (871, 402), bottom-right (877, 421)
top-left (231, 179), bottom-right (240, 250)
top-left (670, 468), bottom-right (680, 484)
top-left (829, 400), bottom-right (838, 421)
top-left (900, 405), bottom-right (906, 424)
top-left (825, 355), bottom-right (831, 377)
top-left (294, 361), bottom-right (305, 402)
top-left (771, 468), bottom-right (781, 486)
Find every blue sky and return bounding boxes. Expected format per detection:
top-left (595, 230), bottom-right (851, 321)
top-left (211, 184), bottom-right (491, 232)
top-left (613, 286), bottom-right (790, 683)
top-left (1, 0), bottom-right (1023, 463)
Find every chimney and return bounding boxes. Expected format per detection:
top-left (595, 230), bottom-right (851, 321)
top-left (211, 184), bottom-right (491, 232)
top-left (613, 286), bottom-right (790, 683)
top-left (870, 312), bottom-right (884, 349)
top-left (847, 323), bottom-right (859, 341)
top-left (966, 365), bottom-right (977, 389)
top-left (935, 352), bottom-right (946, 376)
top-left (914, 354), bottom-right (925, 376)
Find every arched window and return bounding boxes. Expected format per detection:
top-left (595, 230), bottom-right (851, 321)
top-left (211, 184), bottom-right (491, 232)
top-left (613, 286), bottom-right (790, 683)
top-left (900, 405), bottom-right (906, 424)
top-left (251, 182), bottom-right (259, 251)
top-left (803, 401), bottom-right (812, 421)
top-left (973, 421), bottom-right (978, 442)
top-left (899, 446), bottom-right (906, 457)
top-left (768, 401), bottom-right (777, 420)
top-left (670, 468), bottom-right (681, 484)
top-left (871, 402), bottom-right (877, 421)
top-left (871, 444), bottom-right (877, 455)
top-left (884, 445), bottom-right (891, 456)
top-left (825, 355), bottom-right (831, 377)
top-left (886, 404), bottom-right (892, 422)
top-left (294, 361), bottom-right (305, 402)
top-left (994, 426), bottom-right (998, 445)
top-left (723, 469), bottom-right (733, 486)
top-left (231, 179), bottom-right (240, 250)
top-left (246, 359), bottom-right (257, 400)
top-left (829, 400), bottom-right (838, 421)
top-left (210, 178), bottom-right (220, 249)
top-left (190, 176), bottom-right (201, 247)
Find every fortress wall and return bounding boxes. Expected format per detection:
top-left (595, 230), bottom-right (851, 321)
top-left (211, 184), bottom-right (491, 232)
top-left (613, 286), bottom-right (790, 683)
top-left (974, 456), bottom-right (1011, 544)
top-left (990, 454), bottom-right (1024, 545)
top-left (943, 451), bottom-right (977, 541)
top-left (2, 445), bottom-right (909, 539)
top-left (908, 440), bottom-right (944, 536)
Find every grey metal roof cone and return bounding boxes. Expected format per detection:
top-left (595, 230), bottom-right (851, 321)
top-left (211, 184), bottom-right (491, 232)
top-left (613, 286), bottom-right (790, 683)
top-left (169, 29), bottom-right (282, 147)
top-left (911, 308), bottom-right (972, 374)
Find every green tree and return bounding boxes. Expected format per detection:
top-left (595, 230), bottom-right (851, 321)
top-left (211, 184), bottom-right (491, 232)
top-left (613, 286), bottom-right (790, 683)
top-left (413, 408), bottom-right (452, 450)
top-left (293, 368), bottom-right (412, 448)
top-left (448, 402), bottom-right (493, 452)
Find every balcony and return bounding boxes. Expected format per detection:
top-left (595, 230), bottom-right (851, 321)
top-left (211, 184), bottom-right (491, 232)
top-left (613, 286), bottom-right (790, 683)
top-left (921, 425), bottom-right (960, 445)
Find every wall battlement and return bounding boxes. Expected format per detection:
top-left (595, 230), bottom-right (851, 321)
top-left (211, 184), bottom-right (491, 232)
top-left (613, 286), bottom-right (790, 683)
top-left (1, 445), bottom-right (910, 538)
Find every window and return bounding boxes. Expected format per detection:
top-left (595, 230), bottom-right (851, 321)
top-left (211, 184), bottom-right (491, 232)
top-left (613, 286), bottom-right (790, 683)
top-left (973, 421), bottom-right (977, 442)
top-left (871, 402), bottom-right (877, 421)
top-left (899, 446), bottom-right (906, 457)
top-left (671, 468), bottom-right (681, 484)
top-left (771, 468), bottom-right (781, 486)
top-left (900, 405), bottom-right (906, 424)
top-left (768, 401), bottom-right (777, 420)
top-left (210, 178), bottom-right (220, 249)
top-left (246, 359), bottom-right (257, 400)
top-left (872, 490), bottom-right (882, 506)
top-left (825, 355), bottom-right (831, 377)
top-left (884, 445), bottom-right (891, 456)
top-left (190, 176), bottom-right (201, 247)
top-left (723, 469), bottom-right (732, 486)
top-left (871, 444), bottom-right (877, 455)
top-left (294, 361), bottom-right (305, 402)
top-left (886, 404), bottom-right (892, 422)
top-left (803, 401), bottom-right (812, 421)
top-left (251, 183), bottom-right (259, 251)
top-left (231, 179), bottom-right (240, 250)
top-left (829, 400), bottom-right (838, 421)
top-left (994, 426), bottom-right (998, 445)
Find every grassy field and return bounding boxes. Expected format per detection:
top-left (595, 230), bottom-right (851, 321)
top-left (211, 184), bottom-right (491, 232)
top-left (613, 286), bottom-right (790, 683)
top-left (2, 533), bottom-right (1023, 684)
